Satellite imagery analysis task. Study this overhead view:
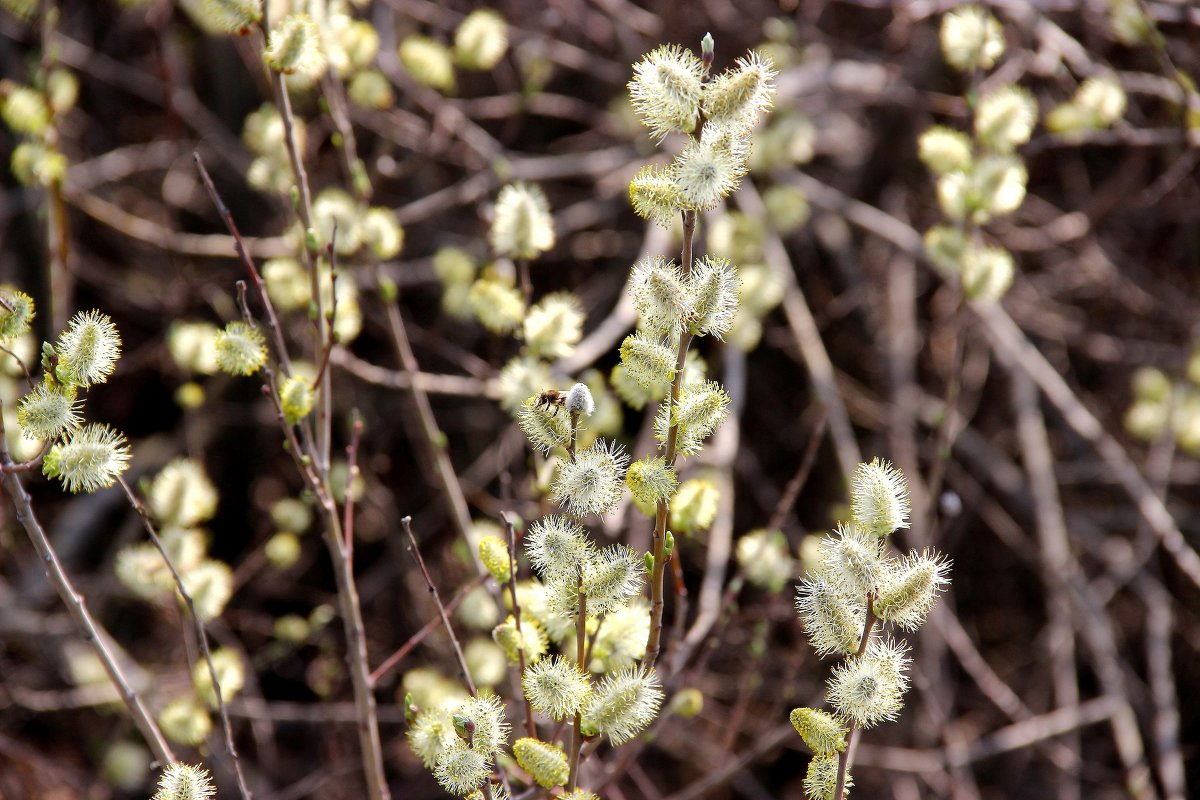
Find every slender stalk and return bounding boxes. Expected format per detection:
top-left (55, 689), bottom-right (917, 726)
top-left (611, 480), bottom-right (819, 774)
top-left (370, 573), bottom-right (487, 686)
top-left (401, 516), bottom-right (477, 697)
top-left (501, 512), bottom-right (538, 739)
top-left (834, 594), bottom-right (878, 800)
top-left (322, 504), bottom-right (391, 800)
top-left (567, 568), bottom-right (587, 790)
top-left (644, 209), bottom-right (697, 668)
top-left (0, 424), bottom-right (175, 766)
top-left (118, 478), bottom-right (252, 800)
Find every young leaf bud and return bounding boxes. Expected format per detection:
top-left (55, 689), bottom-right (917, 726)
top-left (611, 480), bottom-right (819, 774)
top-left (829, 637), bottom-right (911, 729)
top-left (43, 423), bottom-right (131, 493)
top-left (790, 707), bottom-right (847, 755)
top-left (939, 6), bottom-right (1004, 72)
top-left (513, 738), bottom-right (569, 788)
top-left (264, 14), bottom-right (327, 78)
top-left (214, 321), bottom-right (267, 376)
top-left (629, 164), bottom-right (684, 229)
top-left (850, 458), bottom-right (911, 537)
top-left (490, 182), bottom-right (555, 260)
top-left (478, 535), bottom-right (512, 583)
top-left (628, 44), bottom-right (704, 140)
top-left (151, 763), bottom-right (216, 800)
top-left (582, 667), bottom-right (664, 744)
top-left (55, 310), bottom-right (122, 388)
top-left (874, 549), bottom-right (952, 630)
top-left (454, 9), bottom-right (508, 71)
top-left (522, 655), bottom-right (592, 720)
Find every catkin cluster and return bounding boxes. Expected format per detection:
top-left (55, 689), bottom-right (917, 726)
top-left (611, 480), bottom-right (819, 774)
top-left (791, 460), bottom-right (951, 800)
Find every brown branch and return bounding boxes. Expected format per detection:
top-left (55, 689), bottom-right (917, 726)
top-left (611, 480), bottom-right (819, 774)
top-left (118, 477), bottom-right (252, 800)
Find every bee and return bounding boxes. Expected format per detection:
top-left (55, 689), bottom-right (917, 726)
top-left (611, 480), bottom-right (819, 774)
top-left (534, 388), bottom-right (568, 414)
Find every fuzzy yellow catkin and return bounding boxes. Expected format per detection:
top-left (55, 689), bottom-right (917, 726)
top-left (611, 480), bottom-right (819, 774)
top-left (214, 321), bottom-right (267, 376)
top-left (803, 752), bottom-right (848, 800)
top-left (17, 382), bottom-right (80, 441)
top-left (790, 707), bottom-right (846, 755)
top-left (264, 13), bottom-right (326, 78)
top-left (192, 648), bottom-right (245, 708)
top-left (478, 535), bottom-right (512, 583)
top-left (56, 310), bottom-right (122, 388)
top-left (42, 423), bottom-right (132, 493)
top-left (0, 287), bottom-right (35, 340)
top-left (513, 738), bottom-right (569, 788)
top-left (151, 763), bottom-right (216, 800)
top-left (279, 376), bottom-right (315, 425)
top-left (158, 697), bottom-right (212, 746)
top-left (454, 9), bottom-right (508, 71)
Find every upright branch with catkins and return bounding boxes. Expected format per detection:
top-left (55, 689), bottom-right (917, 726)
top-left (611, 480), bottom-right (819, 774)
top-left (623, 33), bottom-right (775, 668)
top-left (791, 460), bottom-right (951, 800)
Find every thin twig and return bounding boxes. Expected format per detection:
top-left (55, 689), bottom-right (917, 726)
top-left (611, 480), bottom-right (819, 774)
top-left (0, 414), bottom-right (175, 766)
top-left (118, 477), bottom-right (253, 800)
top-left (370, 573), bottom-right (487, 686)
top-left (401, 516), bottom-right (477, 696)
top-left (567, 567), bottom-right (587, 791)
top-left (644, 209), bottom-right (696, 669)
top-left (834, 595), bottom-right (878, 800)
top-left (500, 512), bottom-right (537, 739)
